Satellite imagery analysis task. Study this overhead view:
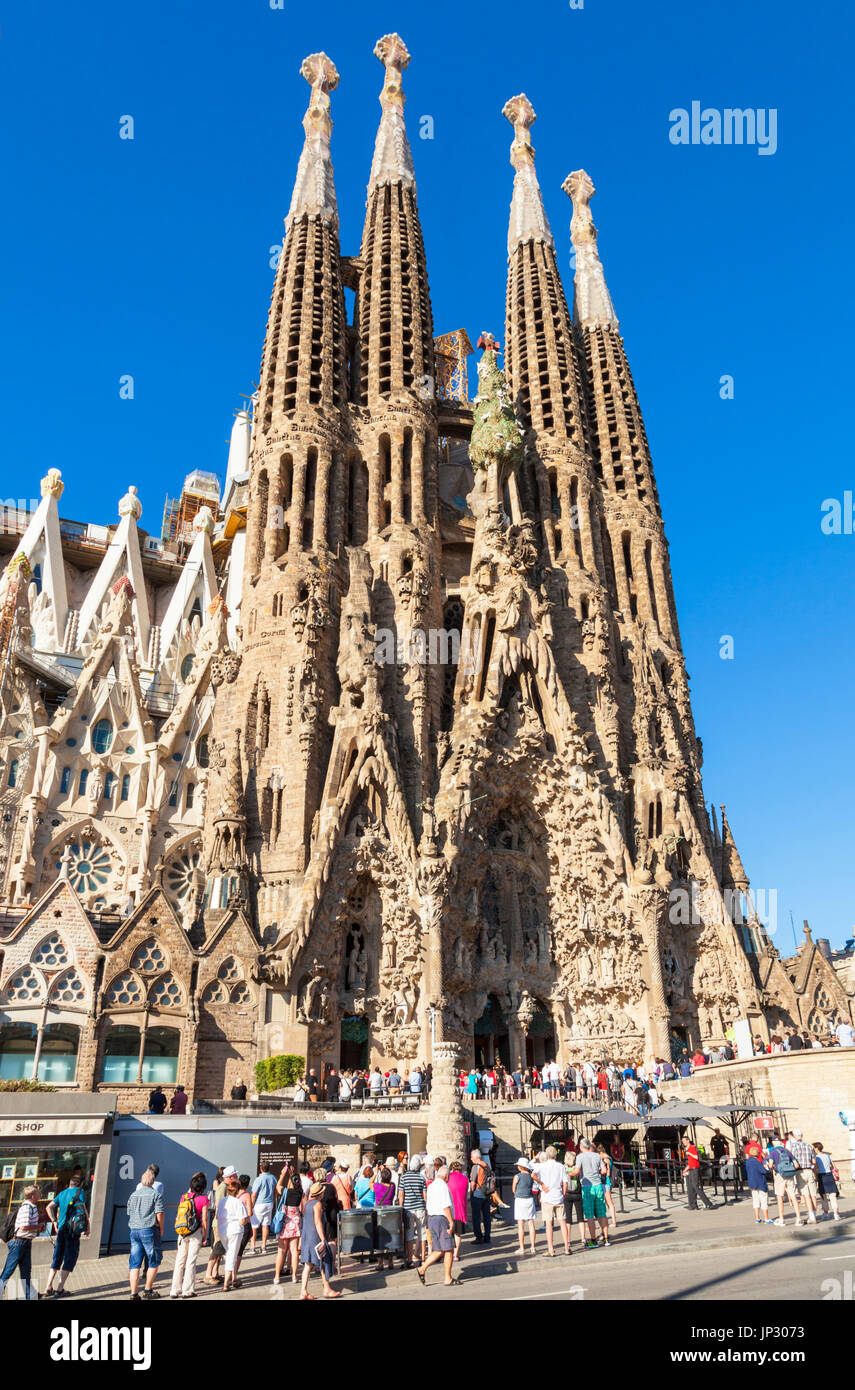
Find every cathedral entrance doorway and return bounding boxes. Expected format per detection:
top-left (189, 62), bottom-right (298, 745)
top-left (473, 995), bottom-right (509, 1068)
top-left (525, 1003), bottom-right (556, 1070)
top-left (340, 1015), bottom-right (369, 1071)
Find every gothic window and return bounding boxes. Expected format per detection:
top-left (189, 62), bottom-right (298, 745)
top-left (92, 719), bottom-right (113, 754)
top-left (78, 769), bottom-right (89, 796)
top-left (180, 655), bottom-right (194, 682)
top-left (201, 980), bottom-right (227, 1005)
top-left (131, 939), bottom-right (168, 975)
top-left (31, 934), bottom-right (71, 971)
top-left (230, 983), bottom-right (251, 1005)
top-left (49, 970), bottom-right (86, 1006)
top-left (60, 767), bottom-right (71, 794)
top-left (4, 966), bottom-right (44, 1003)
top-left (196, 735), bottom-right (210, 768)
top-left (148, 973), bottom-right (183, 1009)
top-left (120, 774), bottom-right (131, 801)
top-left (104, 771), bottom-right (116, 800)
top-left (104, 971), bottom-right (144, 1006)
top-left (217, 957), bottom-right (241, 983)
top-left (7, 760), bottom-right (18, 788)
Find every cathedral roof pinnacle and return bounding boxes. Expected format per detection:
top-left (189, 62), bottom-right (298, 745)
top-left (368, 33), bottom-right (416, 192)
top-left (118, 484), bottom-right (142, 522)
top-left (503, 94), bottom-right (554, 256)
top-left (286, 52), bottom-right (340, 234)
top-left (562, 169), bottom-right (618, 329)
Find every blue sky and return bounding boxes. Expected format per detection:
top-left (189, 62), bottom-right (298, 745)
top-left (0, 0), bottom-right (852, 948)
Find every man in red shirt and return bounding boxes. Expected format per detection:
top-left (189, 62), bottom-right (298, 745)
top-left (683, 1137), bottom-right (714, 1210)
top-left (691, 1049), bottom-right (707, 1068)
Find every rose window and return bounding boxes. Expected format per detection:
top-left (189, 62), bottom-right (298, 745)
top-left (104, 971), bottom-right (144, 1006)
top-left (5, 966), bottom-right (44, 1002)
top-left (59, 840), bottom-right (113, 894)
top-left (50, 970), bottom-right (86, 1005)
top-left (165, 849), bottom-right (201, 905)
top-left (31, 933), bottom-right (71, 971)
top-left (149, 973), bottom-right (182, 1008)
top-left (131, 940), bottom-right (168, 974)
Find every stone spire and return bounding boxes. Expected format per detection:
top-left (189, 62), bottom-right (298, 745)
top-left (357, 33), bottom-right (434, 404)
top-left (503, 95), bottom-right (554, 255)
top-left (286, 52), bottom-right (340, 233)
top-left (368, 33), bottom-right (415, 191)
top-left (562, 169), bottom-right (617, 330)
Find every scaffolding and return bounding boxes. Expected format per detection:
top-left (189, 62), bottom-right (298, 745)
top-left (433, 329), bottom-right (474, 403)
top-left (161, 470), bottom-right (221, 547)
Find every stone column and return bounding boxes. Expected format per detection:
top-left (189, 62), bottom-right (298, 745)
top-left (635, 884), bottom-right (672, 1058)
top-left (426, 1040), bottom-right (466, 1165)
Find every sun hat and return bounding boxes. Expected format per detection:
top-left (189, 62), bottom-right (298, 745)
top-left (222, 1164), bottom-right (238, 1178)
top-left (516, 1156), bottom-right (531, 1169)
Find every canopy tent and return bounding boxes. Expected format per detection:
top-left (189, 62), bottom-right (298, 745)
top-left (515, 1103), bottom-right (597, 1154)
top-left (584, 1107), bottom-right (646, 1128)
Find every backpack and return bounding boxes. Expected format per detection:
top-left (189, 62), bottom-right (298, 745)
top-left (174, 1191), bottom-right (201, 1238)
top-left (477, 1162), bottom-right (496, 1197)
top-left (64, 1188), bottom-right (87, 1238)
top-left (776, 1152), bottom-right (797, 1178)
top-left (1, 1211), bottom-right (17, 1243)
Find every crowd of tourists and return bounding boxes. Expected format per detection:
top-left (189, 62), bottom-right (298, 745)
top-left (293, 1063), bottom-right (431, 1104)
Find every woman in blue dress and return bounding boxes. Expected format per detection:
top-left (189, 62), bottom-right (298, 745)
top-left (299, 1181), bottom-right (341, 1300)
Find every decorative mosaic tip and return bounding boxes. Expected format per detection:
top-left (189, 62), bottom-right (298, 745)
top-left (369, 33), bottom-right (415, 190)
top-left (562, 168), bottom-right (618, 329)
top-left (117, 485), bottom-right (142, 522)
top-left (287, 52), bottom-right (340, 232)
top-left (477, 331), bottom-right (500, 354)
top-left (563, 168), bottom-right (596, 215)
top-left (40, 468), bottom-right (64, 501)
top-left (504, 94), bottom-right (552, 254)
top-left (503, 93), bottom-right (537, 166)
top-left (208, 593), bottom-right (229, 618)
top-left (6, 553), bottom-right (33, 581)
top-left (111, 575), bottom-right (135, 600)
top-left (300, 52), bottom-right (340, 96)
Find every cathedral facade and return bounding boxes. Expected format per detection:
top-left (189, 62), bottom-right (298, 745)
top-left (1, 36), bottom-right (851, 1108)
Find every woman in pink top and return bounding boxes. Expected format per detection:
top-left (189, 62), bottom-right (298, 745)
top-left (372, 1166), bottom-right (396, 1271)
top-left (447, 1161), bottom-right (469, 1265)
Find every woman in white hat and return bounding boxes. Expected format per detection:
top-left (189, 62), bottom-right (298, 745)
top-left (512, 1156), bottom-right (537, 1256)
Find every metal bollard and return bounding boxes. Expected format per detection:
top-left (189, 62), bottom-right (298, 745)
top-left (618, 1166), bottom-right (626, 1213)
top-left (633, 1163), bottom-right (640, 1202)
top-left (655, 1165), bottom-right (661, 1210)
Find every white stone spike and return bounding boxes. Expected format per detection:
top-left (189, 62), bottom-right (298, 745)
top-left (223, 408), bottom-right (251, 505)
top-left (2, 469), bottom-right (69, 644)
top-left (75, 486), bottom-right (150, 662)
top-left (286, 52), bottom-right (340, 233)
top-left (563, 169), bottom-right (618, 329)
top-left (157, 511), bottom-right (217, 664)
top-left (503, 94), bottom-right (554, 255)
top-left (368, 33), bottom-right (416, 192)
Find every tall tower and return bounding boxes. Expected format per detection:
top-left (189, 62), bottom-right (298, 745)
top-left (207, 52), bottom-right (350, 932)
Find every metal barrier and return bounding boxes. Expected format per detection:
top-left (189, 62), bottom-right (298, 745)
top-left (336, 1206), bottom-right (405, 1272)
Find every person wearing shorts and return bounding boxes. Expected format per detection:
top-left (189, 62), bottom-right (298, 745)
top-left (745, 1153), bottom-right (773, 1224)
top-left (788, 1132), bottom-right (819, 1223)
top-left (249, 1160), bottom-right (277, 1254)
top-left (417, 1165), bottom-right (460, 1288)
top-left (532, 1146), bottom-right (569, 1256)
top-left (569, 1140), bottom-right (610, 1247)
top-left (127, 1171), bottom-right (164, 1300)
top-left (768, 1139), bottom-right (802, 1226)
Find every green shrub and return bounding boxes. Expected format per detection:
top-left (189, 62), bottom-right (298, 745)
top-left (254, 1054), bottom-right (304, 1093)
top-left (0, 1079), bottom-right (57, 1093)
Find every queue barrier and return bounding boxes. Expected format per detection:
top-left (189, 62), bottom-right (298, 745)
top-left (336, 1205), bottom-right (405, 1271)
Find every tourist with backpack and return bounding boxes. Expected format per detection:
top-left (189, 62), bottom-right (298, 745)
top-left (170, 1172), bottom-right (209, 1299)
top-left (768, 1136), bottom-right (803, 1226)
top-left (469, 1148), bottom-right (494, 1244)
top-left (43, 1167), bottom-right (89, 1298)
top-left (0, 1184), bottom-right (43, 1300)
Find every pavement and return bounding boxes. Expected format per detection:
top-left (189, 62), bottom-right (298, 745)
top-left (10, 1187), bottom-right (854, 1303)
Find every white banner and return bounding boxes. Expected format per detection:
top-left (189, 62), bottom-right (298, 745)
top-left (0, 1116), bottom-right (107, 1138)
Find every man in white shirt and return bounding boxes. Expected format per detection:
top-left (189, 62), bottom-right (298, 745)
top-left (532, 1146), bottom-right (569, 1256)
top-left (416, 1164), bottom-right (459, 1287)
top-left (0, 1184), bottom-right (42, 1301)
top-left (835, 1020), bottom-right (855, 1048)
